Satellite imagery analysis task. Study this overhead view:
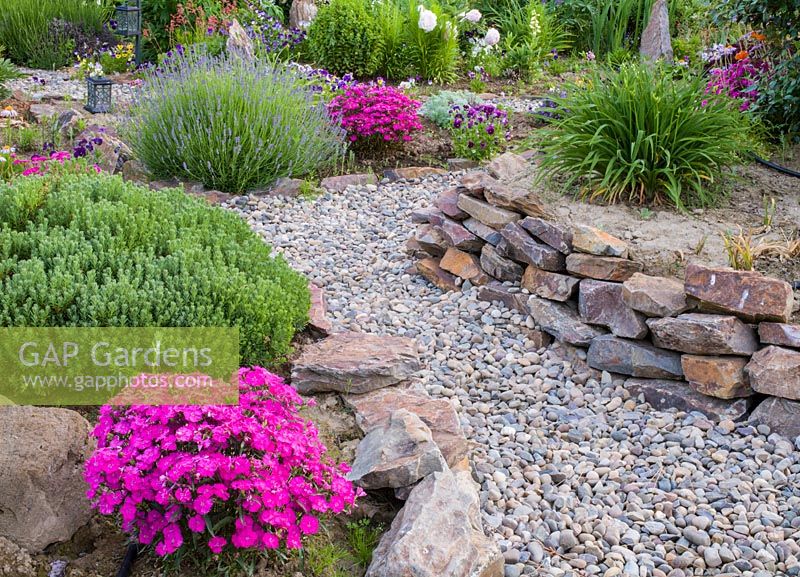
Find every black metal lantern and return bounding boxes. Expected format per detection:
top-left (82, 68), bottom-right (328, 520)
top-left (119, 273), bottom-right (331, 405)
top-left (85, 76), bottom-right (113, 114)
top-left (114, 0), bottom-right (142, 65)
top-left (114, 1), bottom-right (141, 37)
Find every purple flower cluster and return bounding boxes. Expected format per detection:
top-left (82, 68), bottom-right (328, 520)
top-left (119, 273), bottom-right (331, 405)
top-left (245, 4), bottom-right (305, 55)
top-left (450, 103), bottom-right (511, 161)
top-left (72, 135), bottom-right (104, 158)
top-left (292, 64), bottom-right (356, 97)
top-left (705, 58), bottom-right (769, 112)
top-left (328, 83), bottom-right (422, 145)
top-left (84, 367), bottom-right (361, 558)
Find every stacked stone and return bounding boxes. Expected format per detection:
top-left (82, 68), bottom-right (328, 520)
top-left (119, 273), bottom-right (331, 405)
top-left (408, 168), bottom-right (799, 429)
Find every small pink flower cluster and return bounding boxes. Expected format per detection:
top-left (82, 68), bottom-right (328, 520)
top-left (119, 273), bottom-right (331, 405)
top-left (1, 150), bottom-right (101, 178)
top-left (328, 83), bottom-right (423, 145)
top-left (84, 367), bottom-right (361, 558)
top-left (705, 58), bottom-right (769, 112)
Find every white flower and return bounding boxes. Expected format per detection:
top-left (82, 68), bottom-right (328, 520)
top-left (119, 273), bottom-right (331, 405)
top-left (462, 9), bottom-right (481, 23)
top-left (398, 78), bottom-right (416, 90)
top-left (484, 27), bottom-right (500, 46)
top-left (418, 8), bottom-right (438, 33)
top-left (0, 107), bottom-right (18, 118)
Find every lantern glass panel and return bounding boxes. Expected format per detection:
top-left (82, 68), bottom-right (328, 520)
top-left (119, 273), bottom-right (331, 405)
top-left (115, 5), bottom-right (140, 36)
top-left (86, 77), bottom-right (112, 114)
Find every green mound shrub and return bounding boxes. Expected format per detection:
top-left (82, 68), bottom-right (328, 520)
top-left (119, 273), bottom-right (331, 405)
top-left (127, 50), bottom-right (345, 194)
top-left (0, 174), bottom-right (310, 366)
top-left (0, 0), bottom-right (111, 68)
top-left (539, 64), bottom-right (751, 210)
top-left (307, 0), bottom-right (384, 78)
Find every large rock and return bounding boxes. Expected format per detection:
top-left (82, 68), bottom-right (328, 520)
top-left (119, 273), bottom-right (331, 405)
top-left (411, 207), bottom-right (443, 224)
top-left (456, 194), bottom-right (520, 229)
top-left (647, 314), bottom-right (758, 355)
top-left (758, 323), bottom-right (800, 349)
top-left (435, 188), bottom-right (469, 220)
top-left (457, 172), bottom-right (492, 198)
top-left (520, 217), bottom-right (572, 254)
top-left (745, 346), bottom-right (800, 400)
top-left (622, 273), bottom-right (690, 317)
top-left (292, 332), bottom-right (420, 394)
top-left (480, 244), bottom-right (523, 282)
top-left (344, 381), bottom-right (469, 467)
top-left (572, 225), bottom-right (629, 258)
top-left (0, 537), bottom-right (35, 577)
top-left (625, 379), bottom-right (751, 421)
top-left (477, 285), bottom-right (528, 314)
top-left (0, 407), bottom-right (94, 552)
top-left (440, 248), bottom-right (490, 285)
top-left (487, 152), bottom-right (528, 181)
top-left (436, 220), bottom-right (483, 252)
top-left (226, 19), bottom-right (255, 59)
top-left (308, 283), bottom-right (332, 336)
top-left (348, 410), bottom-right (446, 490)
top-left (579, 280), bottom-right (648, 339)
top-left (482, 182), bottom-right (546, 218)
top-left (498, 223), bottom-right (565, 271)
top-left (681, 355), bottom-right (752, 399)
top-left (366, 467), bottom-right (504, 577)
top-left (463, 218), bottom-right (501, 245)
top-left (527, 296), bottom-right (606, 347)
top-left (289, 0), bottom-right (318, 28)
top-left (684, 263), bottom-right (795, 323)
top-left (521, 266), bottom-right (579, 302)
top-left (320, 173), bottom-right (377, 192)
top-left (384, 167), bottom-right (447, 182)
top-left (566, 253), bottom-right (643, 281)
top-left (749, 397), bottom-right (800, 441)
top-left (588, 335), bottom-right (683, 379)
top-left (418, 257), bottom-right (459, 292)
top-left (640, 0), bottom-right (673, 62)
top-left (412, 224), bottom-right (448, 257)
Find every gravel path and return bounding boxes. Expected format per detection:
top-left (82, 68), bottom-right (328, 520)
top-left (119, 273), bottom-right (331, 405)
top-left (229, 175), bottom-right (800, 577)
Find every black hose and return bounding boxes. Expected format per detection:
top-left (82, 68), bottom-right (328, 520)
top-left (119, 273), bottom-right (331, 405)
top-left (115, 543), bottom-right (140, 577)
top-left (792, 281), bottom-right (800, 290)
top-left (751, 153), bottom-right (800, 178)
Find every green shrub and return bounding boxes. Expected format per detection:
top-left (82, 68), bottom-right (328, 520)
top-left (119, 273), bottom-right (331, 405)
top-left (0, 51), bottom-right (22, 100)
top-left (539, 64), bottom-right (751, 210)
top-left (0, 0), bottom-right (111, 68)
top-left (374, 0), bottom-right (409, 80)
top-left (127, 50), bottom-right (345, 194)
top-left (419, 90), bottom-right (482, 127)
top-left (307, 0), bottom-right (384, 78)
top-left (0, 174), bottom-right (310, 366)
top-left (493, 0), bottom-right (571, 74)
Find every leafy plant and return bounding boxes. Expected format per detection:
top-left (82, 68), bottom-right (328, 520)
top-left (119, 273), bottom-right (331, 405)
top-left (127, 49), bottom-right (345, 193)
top-left (328, 83), bottom-right (423, 148)
top-left (374, 0), bottom-right (409, 80)
top-left (85, 367), bottom-right (361, 563)
top-left (0, 173), bottom-right (311, 365)
top-left (346, 519), bottom-right (383, 569)
top-left (450, 102), bottom-right (510, 160)
top-left (0, 0), bottom-right (112, 68)
top-left (307, 0), bottom-right (384, 77)
top-left (539, 64), bottom-right (751, 210)
top-left (404, 0), bottom-right (460, 83)
top-left (0, 52), bottom-right (22, 100)
top-left (419, 89), bottom-right (481, 128)
top-left (722, 228), bottom-right (755, 270)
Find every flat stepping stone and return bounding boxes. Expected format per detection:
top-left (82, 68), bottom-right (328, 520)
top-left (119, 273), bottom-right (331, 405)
top-left (291, 332), bottom-right (420, 394)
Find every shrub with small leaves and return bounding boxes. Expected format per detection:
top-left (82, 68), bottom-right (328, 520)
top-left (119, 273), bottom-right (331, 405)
top-left (419, 90), bottom-right (482, 128)
top-left (307, 0), bottom-right (384, 77)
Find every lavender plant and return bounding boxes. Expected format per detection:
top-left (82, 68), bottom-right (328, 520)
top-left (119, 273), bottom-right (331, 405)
top-left (127, 50), bottom-right (346, 193)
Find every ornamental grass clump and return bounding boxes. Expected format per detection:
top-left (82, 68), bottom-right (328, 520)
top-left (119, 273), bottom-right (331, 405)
top-left (85, 367), bottom-right (361, 562)
top-left (539, 64), bottom-right (752, 210)
top-left (328, 83), bottom-right (423, 148)
top-left (127, 49), bottom-right (346, 194)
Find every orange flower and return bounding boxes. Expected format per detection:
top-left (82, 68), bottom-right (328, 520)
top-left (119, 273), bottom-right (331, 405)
top-left (751, 31), bottom-right (766, 41)
top-left (735, 50), bottom-right (749, 60)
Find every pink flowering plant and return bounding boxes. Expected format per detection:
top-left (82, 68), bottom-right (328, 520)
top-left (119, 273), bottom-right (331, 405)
top-left (84, 367), bottom-right (361, 565)
top-left (327, 82), bottom-right (423, 149)
top-left (705, 57), bottom-right (770, 112)
top-left (0, 149), bottom-right (101, 180)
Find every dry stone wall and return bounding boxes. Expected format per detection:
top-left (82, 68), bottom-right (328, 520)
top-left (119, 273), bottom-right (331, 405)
top-left (407, 158), bottom-right (799, 435)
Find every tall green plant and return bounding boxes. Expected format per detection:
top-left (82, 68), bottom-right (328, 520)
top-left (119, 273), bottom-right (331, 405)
top-left (539, 64), bottom-right (752, 210)
top-left (0, 0), bottom-right (111, 68)
top-left (494, 0), bottom-right (571, 74)
top-left (404, 0), bottom-right (459, 83)
top-left (374, 0), bottom-right (409, 80)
